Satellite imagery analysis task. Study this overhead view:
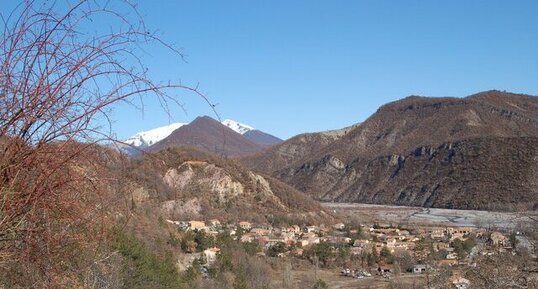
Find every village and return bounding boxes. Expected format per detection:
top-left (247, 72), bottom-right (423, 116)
top-left (167, 218), bottom-right (527, 289)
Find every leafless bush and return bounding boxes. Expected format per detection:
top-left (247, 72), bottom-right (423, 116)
top-left (0, 0), bottom-right (210, 286)
top-left (466, 253), bottom-right (535, 289)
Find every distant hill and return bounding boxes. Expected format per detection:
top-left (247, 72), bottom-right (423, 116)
top-left (142, 147), bottom-right (331, 224)
top-left (121, 117), bottom-right (282, 155)
top-left (240, 124), bottom-right (358, 172)
top-left (242, 91), bottom-right (538, 211)
top-left (241, 132), bottom-right (344, 174)
top-left (243, 130), bottom-right (283, 146)
top-left (149, 116), bottom-right (264, 156)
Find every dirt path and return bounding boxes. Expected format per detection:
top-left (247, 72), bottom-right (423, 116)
top-left (272, 268), bottom-right (424, 289)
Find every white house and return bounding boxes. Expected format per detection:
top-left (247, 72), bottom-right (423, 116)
top-left (203, 247), bottom-right (221, 264)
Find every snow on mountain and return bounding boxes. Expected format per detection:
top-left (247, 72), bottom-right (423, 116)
top-left (124, 118), bottom-right (255, 149)
top-left (221, 119), bottom-right (254, 135)
top-left (125, 122), bottom-right (186, 147)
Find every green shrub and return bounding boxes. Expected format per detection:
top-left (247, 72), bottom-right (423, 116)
top-left (112, 229), bottom-right (185, 289)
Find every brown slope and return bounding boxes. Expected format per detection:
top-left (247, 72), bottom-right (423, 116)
top-left (243, 129), bottom-right (283, 146)
top-left (311, 90), bottom-right (538, 164)
top-left (240, 131), bottom-right (342, 173)
top-left (288, 137), bottom-right (538, 211)
top-left (141, 147), bottom-right (332, 224)
top-left (247, 90), bottom-right (538, 211)
top-left (149, 116), bottom-right (263, 156)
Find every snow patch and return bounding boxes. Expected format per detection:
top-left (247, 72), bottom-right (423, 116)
top-left (124, 118), bottom-right (256, 148)
top-left (221, 119), bottom-right (254, 135)
top-left (125, 122), bottom-right (186, 147)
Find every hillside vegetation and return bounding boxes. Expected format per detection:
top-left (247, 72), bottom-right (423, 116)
top-left (243, 91), bottom-right (538, 211)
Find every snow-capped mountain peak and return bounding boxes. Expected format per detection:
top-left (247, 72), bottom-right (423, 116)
top-left (221, 119), bottom-right (254, 135)
top-left (123, 118), bottom-right (256, 150)
top-left (124, 122), bottom-right (186, 147)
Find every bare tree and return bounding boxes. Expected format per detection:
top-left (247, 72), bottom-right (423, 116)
top-left (466, 253), bottom-right (535, 289)
top-left (0, 0), bottom-right (211, 286)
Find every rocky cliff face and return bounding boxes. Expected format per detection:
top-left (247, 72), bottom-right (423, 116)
top-left (163, 160), bottom-right (286, 211)
top-left (278, 137), bottom-right (538, 210)
top-left (244, 91), bottom-right (538, 211)
top-left (241, 132), bottom-right (343, 174)
top-left (152, 148), bottom-right (330, 223)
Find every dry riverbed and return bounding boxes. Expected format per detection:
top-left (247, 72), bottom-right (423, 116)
top-left (322, 202), bottom-right (538, 229)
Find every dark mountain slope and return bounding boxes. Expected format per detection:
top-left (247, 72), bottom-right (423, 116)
top-left (149, 116), bottom-right (263, 156)
top-left (285, 137), bottom-right (538, 211)
top-left (311, 90), bottom-right (538, 165)
top-left (243, 129), bottom-right (283, 146)
top-left (245, 90), bottom-right (538, 211)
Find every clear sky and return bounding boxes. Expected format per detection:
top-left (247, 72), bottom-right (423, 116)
top-left (6, 1), bottom-right (538, 140)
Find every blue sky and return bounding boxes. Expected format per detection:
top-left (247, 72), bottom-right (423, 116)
top-left (5, 1), bottom-right (538, 140)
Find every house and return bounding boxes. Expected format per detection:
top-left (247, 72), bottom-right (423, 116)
top-left (258, 224), bottom-right (273, 231)
top-left (385, 237), bottom-right (397, 246)
top-left (304, 226), bottom-right (319, 233)
top-left (375, 223), bottom-right (392, 229)
top-left (281, 231), bottom-right (296, 241)
top-left (450, 233), bottom-right (467, 241)
top-left (239, 221), bottom-right (252, 231)
top-left (256, 236), bottom-right (270, 246)
top-left (285, 238), bottom-right (296, 246)
top-left (446, 227), bottom-right (473, 236)
top-left (240, 234), bottom-right (254, 243)
top-left (353, 239), bottom-right (370, 248)
top-left (326, 236), bottom-right (351, 244)
top-left (299, 234), bottom-right (320, 247)
top-left (490, 231), bottom-right (507, 246)
top-left (377, 265), bottom-right (392, 274)
top-left (413, 264), bottom-right (429, 274)
top-left (208, 219), bottom-right (221, 228)
top-left (449, 275), bottom-right (470, 289)
top-left (474, 228), bottom-right (487, 237)
top-left (435, 242), bottom-right (450, 251)
top-left (266, 238), bottom-right (286, 247)
top-left (298, 239), bottom-right (310, 247)
top-left (188, 221), bottom-right (206, 231)
top-left (446, 252), bottom-right (458, 260)
top-left (206, 230), bottom-right (219, 237)
top-left (203, 247), bottom-right (221, 264)
top-left (251, 228), bottom-right (271, 236)
top-left (388, 241), bottom-right (409, 251)
top-left (430, 227), bottom-right (445, 239)
top-left (333, 223), bottom-right (345, 230)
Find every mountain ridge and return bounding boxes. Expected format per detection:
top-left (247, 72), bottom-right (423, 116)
top-left (242, 90), bottom-right (538, 211)
top-left (149, 116), bottom-right (264, 156)
top-left (124, 117), bottom-right (282, 154)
